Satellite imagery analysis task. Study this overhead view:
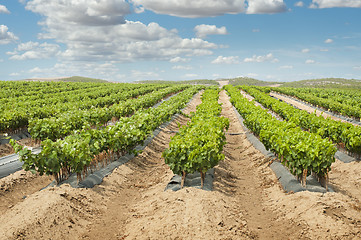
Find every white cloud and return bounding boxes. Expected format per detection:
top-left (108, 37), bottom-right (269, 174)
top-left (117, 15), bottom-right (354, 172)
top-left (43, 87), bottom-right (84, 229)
top-left (212, 56), bottom-right (240, 64)
top-left (310, 0), bottom-right (361, 8)
top-left (294, 1), bottom-right (304, 7)
top-left (246, 0), bottom-right (287, 14)
top-left (266, 75), bottom-right (275, 79)
top-left (172, 65), bottom-right (193, 70)
top-left (26, 0), bottom-right (130, 26)
top-left (29, 67), bottom-right (43, 73)
top-left (243, 53), bottom-right (278, 63)
top-left (0, 25), bottom-right (18, 44)
top-left (302, 48), bottom-right (310, 53)
top-left (325, 38), bottom-right (333, 43)
top-left (252, 29), bottom-right (260, 32)
top-left (169, 57), bottom-right (190, 63)
top-left (0, 5), bottom-right (10, 14)
top-left (353, 66), bottom-right (361, 70)
top-left (131, 0), bottom-right (288, 17)
top-left (130, 0), bottom-right (246, 18)
top-left (194, 24), bottom-right (227, 39)
top-left (9, 72), bottom-right (20, 76)
top-left (184, 73), bottom-right (198, 78)
top-left (26, 61), bottom-right (121, 80)
top-left (8, 42), bottom-right (61, 60)
top-left (279, 65), bottom-right (293, 69)
top-left (25, 0), bottom-right (218, 62)
top-left (320, 48), bottom-right (329, 52)
top-left (131, 70), bottom-right (159, 80)
top-left (305, 59), bottom-right (315, 64)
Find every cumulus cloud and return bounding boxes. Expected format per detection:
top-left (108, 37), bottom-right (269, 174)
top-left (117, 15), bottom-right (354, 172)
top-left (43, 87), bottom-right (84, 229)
top-left (294, 1), bottom-right (304, 7)
top-left (172, 65), bottom-right (193, 70)
top-left (212, 56), bottom-right (240, 64)
top-left (184, 73), bottom-right (198, 78)
top-left (131, 70), bottom-right (159, 79)
top-left (0, 25), bottom-right (18, 44)
top-left (8, 41), bottom-right (61, 60)
top-left (0, 5), bottom-right (10, 14)
top-left (320, 48), bottom-right (329, 52)
top-left (302, 48), bottom-right (310, 53)
top-left (170, 57), bottom-right (190, 63)
top-left (194, 24), bottom-right (227, 39)
top-left (130, 0), bottom-right (246, 18)
top-left (324, 38), bottom-right (333, 43)
top-left (305, 59), bottom-right (315, 64)
top-left (279, 65), bottom-right (293, 69)
top-left (24, 0), bottom-right (218, 63)
top-left (25, 61), bottom-right (120, 80)
top-left (310, 0), bottom-right (361, 8)
top-left (243, 53), bottom-right (278, 63)
top-left (246, 0), bottom-right (287, 14)
top-left (26, 0), bottom-right (130, 26)
top-left (131, 0), bottom-right (288, 17)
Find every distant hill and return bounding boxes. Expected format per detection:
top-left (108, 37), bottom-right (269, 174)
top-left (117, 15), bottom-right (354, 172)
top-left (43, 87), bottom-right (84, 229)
top-left (25, 76), bottom-right (109, 83)
top-left (61, 76), bottom-right (109, 83)
top-left (136, 79), bottom-right (219, 85)
top-left (280, 78), bottom-right (361, 89)
top-left (228, 77), bottom-right (283, 87)
top-left (227, 77), bottom-right (361, 89)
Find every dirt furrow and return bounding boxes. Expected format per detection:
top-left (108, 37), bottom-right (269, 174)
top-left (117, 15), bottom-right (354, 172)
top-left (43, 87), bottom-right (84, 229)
top-left (216, 89), bottom-right (305, 239)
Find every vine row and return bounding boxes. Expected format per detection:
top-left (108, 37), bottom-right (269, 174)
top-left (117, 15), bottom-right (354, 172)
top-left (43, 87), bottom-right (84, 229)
top-left (10, 86), bottom-right (203, 184)
top-left (163, 88), bottom-right (229, 188)
top-left (225, 85), bottom-right (336, 187)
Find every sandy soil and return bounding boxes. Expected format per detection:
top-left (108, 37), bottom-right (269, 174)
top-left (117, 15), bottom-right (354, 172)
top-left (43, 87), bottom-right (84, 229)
top-left (0, 143), bottom-right (15, 157)
top-left (267, 84), bottom-right (282, 87)
top-left (0, 170), bottom-right (53, 213)
top-left (0, 138), bottom-right (40, 158)
top-left (17, 138), bottom-right (41, 148)
top-left (329, 159), bottom-right (361, 201)
top-left (1, 90), bottom-right (361, 239)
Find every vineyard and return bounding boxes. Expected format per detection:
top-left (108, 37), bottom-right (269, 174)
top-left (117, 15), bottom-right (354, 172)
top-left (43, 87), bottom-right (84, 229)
top-left (1, 80), bottom-right (361, 239)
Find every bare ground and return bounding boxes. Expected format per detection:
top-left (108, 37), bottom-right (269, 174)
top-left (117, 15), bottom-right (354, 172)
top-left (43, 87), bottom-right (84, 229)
top-left (0, 170), bottom-right (53, 213)
top-left (0, 143), bottom-right (15, 158)
top-left (0, 90), bottom-right (361, 239)
top-left (0, 137), bottom-right (40, 158)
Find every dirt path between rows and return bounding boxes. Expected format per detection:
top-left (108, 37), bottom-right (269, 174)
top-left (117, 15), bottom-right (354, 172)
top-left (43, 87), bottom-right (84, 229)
top-left (0, 170), bottom-right (53, 213)
top-left (1, 89), bottom-right (361, 239)
top-left (215, 90), bottom-right (305, 239)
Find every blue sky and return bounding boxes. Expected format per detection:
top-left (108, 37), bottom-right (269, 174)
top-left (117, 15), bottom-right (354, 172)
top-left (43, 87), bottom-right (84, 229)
top-left (0, 0), bottom-right (361, 82)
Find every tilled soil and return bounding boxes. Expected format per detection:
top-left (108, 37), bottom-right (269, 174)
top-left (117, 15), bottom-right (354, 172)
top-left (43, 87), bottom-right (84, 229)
top-left (0, 170), bottom-right (52, 213)
top-left (0, 88), bottom-right (361, 239)
top-left (0, 143), bottom-right (15, 158)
